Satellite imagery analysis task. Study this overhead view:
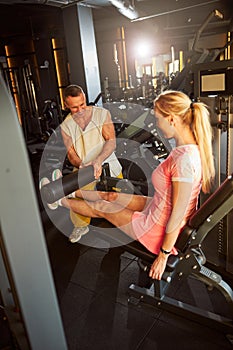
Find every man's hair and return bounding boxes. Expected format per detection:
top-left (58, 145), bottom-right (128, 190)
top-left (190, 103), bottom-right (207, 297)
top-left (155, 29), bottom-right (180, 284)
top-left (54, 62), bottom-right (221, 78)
top-left (64, 85), bottom-right (84, 99)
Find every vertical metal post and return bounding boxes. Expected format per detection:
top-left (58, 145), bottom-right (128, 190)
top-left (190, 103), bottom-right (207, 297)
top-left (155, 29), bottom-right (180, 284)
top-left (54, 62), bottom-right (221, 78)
top-left (226, 96), bottom-right (233, 273)
top-left (77, 5), bottom-right (102, 104)
top-left (0, 76), bottom-right (67, 349)
top-left (62, 4), bottom-right (102, 104)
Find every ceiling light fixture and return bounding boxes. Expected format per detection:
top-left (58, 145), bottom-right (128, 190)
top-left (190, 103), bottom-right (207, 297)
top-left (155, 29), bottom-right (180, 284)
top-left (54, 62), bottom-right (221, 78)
top-left (109, 0), bottom-right (138, 20)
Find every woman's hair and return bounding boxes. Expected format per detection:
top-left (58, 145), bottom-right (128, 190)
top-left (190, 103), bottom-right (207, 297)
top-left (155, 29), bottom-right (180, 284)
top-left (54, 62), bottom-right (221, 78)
top-left (154, 90), bottom-right (215, 193)
top-left (64, 84), bottom-right (84, 99)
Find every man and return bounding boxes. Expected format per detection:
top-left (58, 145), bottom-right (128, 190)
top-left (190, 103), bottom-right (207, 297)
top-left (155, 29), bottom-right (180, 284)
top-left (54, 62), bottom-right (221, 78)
top-left (60, 84), bottom-right (122, 243)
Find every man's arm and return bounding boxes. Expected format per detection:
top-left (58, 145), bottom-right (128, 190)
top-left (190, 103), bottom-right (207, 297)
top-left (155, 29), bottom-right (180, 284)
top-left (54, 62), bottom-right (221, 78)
top-left (96, 111), bottom-right (117, 164)
top-left (89, 111), bottom-right (117, 178)
top-left (61, 128), bottom-right (82, 168)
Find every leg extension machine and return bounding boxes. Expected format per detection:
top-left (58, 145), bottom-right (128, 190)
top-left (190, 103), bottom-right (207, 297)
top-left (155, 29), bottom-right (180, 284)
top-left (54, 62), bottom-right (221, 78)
top-left (40, 165), bottom-right (233, 341)
top-left (127, 173), bottom-right (233, 341)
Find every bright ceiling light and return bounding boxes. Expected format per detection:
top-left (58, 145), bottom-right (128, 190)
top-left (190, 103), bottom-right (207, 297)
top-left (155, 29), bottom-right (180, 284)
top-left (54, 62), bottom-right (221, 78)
top-left (135, 42), bottom-right (151, 58)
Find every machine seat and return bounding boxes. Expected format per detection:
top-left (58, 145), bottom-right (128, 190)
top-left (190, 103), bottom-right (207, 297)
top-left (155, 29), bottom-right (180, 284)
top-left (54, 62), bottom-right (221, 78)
top-left (92, 173), bottom-right (233, 273)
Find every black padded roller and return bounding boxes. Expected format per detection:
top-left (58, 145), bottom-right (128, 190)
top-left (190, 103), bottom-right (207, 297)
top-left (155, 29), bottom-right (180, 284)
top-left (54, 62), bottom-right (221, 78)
top-left (40, 165), bottom-right (95, 204)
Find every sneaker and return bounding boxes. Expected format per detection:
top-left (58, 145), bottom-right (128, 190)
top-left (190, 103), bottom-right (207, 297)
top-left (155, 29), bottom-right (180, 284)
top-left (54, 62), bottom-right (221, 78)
top-left (52, 168), bottom-right (75, 199)
top-left (69, 226), bottom-right (89, 243)
top-left (39, 177), bottom-right (58, 210)
top-left (52, 168), bottom-right (62, 181)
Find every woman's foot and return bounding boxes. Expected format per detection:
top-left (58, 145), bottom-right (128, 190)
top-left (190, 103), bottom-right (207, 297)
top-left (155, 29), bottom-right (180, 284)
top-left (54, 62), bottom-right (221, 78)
top-left (40, 169), bottom-right (63, 209)
top-left (39, 177), bottom-right (59, 210)
top-left (52, 168), bottom-right (76, 199)
top-left (40, 169), bottom-right (76, 210)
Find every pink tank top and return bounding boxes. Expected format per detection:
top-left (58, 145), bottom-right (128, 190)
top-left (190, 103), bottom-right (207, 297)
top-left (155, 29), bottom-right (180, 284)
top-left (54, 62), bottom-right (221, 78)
top-left (132, 145), bottom-right (202, 254)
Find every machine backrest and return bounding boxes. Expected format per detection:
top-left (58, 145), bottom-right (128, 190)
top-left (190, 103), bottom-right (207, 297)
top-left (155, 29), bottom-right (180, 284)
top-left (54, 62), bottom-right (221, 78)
top-left (189, 174), bottom-right (233, 229)
top-left (175, 173), bottom-right (233, 252)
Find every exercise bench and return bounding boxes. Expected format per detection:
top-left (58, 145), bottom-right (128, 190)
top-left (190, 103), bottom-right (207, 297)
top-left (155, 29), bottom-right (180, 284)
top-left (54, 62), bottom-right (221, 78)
top-left (40, 165), bottom-right (233, 342)
top-left (90, 172), bottom-right (233, 342)
top-left (129, 173), bottom-right (233, 338)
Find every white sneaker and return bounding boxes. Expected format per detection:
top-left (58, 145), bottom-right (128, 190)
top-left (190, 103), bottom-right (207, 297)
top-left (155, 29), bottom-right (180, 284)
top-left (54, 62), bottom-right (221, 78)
top-left (39, 177), bottom-right (58, 210)
top-left (52, 168), bottom-right (62, 181)
top-left (52, 168), bottom-right (75, 199)
top-left (69, 226), bottom-right (89, 243)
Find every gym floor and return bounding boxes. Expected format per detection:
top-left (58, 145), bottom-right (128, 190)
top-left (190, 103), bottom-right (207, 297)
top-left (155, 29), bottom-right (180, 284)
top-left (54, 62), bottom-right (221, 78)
top-left (1, 158), bottom-right (233, 350)
top-left (42, 207), bottom-right (233, 350)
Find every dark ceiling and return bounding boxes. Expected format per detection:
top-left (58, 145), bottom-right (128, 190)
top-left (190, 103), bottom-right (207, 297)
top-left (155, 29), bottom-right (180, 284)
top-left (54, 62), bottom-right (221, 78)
top-left (92, 0), bottom-right (233, 43)
top-left (0, 0), bottom-right (232, 51)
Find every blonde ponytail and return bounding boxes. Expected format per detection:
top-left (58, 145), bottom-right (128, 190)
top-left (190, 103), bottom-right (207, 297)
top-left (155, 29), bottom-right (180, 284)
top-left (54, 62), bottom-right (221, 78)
top-left (191, 102), bottom-right (215, 193)
top-left (154, 90), bottom-right (215, 193)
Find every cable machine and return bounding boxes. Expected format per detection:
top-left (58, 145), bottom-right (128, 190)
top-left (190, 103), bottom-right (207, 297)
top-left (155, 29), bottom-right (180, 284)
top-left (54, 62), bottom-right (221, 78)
top-left (193, 59), bottom-right (233, 277)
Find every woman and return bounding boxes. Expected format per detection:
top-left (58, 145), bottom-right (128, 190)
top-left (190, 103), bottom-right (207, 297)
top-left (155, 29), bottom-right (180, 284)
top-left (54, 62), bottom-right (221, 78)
top-left (46, 90), bottom-right (216, 280)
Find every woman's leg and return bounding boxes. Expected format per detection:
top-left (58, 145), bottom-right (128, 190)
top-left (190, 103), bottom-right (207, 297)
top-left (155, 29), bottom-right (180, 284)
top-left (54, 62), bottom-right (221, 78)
top-left (74, 189), bottom-right (150, 211)
top-left (61, 197), bottom-right (137, 239)
top-left (74, 188), bottom-right (108, 201)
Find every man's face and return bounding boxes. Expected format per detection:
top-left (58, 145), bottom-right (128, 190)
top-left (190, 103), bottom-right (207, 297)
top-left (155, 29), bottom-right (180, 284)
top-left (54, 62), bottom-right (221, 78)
top-left (65, 93), bottom-right (87, 115)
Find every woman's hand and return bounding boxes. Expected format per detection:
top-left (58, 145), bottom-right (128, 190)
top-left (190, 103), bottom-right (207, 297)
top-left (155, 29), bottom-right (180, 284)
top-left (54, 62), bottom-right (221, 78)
top-left (149, 253), bottom-right (168, 280)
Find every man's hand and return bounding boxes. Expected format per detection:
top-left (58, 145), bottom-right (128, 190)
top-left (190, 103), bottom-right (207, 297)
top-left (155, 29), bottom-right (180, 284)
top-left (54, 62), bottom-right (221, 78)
top-left (80, 159), bottom-right (102, 179)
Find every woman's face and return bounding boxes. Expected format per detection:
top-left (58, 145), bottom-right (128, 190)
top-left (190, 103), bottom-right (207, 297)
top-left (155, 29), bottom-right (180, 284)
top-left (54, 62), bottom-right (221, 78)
top-left (154, 108), bottom-right (174, 139)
